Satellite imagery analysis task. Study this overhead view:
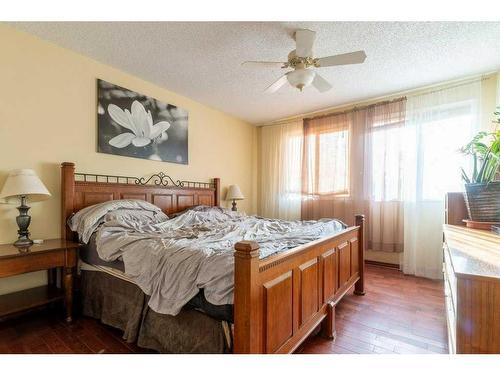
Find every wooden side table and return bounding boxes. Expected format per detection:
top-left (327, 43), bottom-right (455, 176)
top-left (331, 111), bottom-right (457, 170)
top-left (0, 239), bottom-right (81, 322)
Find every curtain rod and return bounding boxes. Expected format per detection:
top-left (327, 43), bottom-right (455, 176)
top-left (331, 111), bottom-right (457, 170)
top-left (408, 76), bottom-right (489, 99)
top-left (259, 74), bottom-right (492, 127)
top-left (303, 97), bottom-right (406, 121)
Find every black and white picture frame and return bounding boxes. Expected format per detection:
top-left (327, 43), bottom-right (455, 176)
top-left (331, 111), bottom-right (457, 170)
top-left (97, 79), bottom-right (189, 164)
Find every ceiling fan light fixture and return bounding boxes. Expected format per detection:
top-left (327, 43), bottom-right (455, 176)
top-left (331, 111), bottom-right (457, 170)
top-left (286, 69), bottom-right (315, 91)
top-left (246, 28), bottom-right (366, 94)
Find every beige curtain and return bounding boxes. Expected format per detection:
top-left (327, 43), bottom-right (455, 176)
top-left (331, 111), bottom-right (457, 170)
top-left (302, 98), bottom-right (406, 252)
top-left (259, 120), bottom-right (303, 220)
top-left (301, 112), bottom-right (360, 224)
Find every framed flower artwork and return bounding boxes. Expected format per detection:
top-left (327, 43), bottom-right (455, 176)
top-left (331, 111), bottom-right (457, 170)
top-left (97, 79), bottom-right (188, 164)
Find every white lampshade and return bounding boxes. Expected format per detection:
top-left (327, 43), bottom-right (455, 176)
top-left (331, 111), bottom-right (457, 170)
top-left (286, 69), bottom-right (315, 91)
top-left (226, 184), bottom-right (244, 201)
top-left (0, 169), bottom-right (51, 203)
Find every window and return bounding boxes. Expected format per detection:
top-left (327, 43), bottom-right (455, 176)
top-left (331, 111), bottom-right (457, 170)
top-left (369, 110), bottom-right (475, 201)
top-left (305, 127), bottom-right (349, 195)
top-left (317, 129), bottom-right (349, 194)
top-left (419, 108), bottom-right (474, 201)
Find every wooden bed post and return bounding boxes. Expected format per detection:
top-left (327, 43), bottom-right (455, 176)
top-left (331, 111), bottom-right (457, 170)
top-left (320, 301), bottom-right (336, 340)
top-left (213, 178), bottom-right (220, 207)
top-left (354, 214), bottom-right (365, 296)
top-left (61, 162), bottom-right (75, 240)
top-left (233, 240), bottom-right (261, 353)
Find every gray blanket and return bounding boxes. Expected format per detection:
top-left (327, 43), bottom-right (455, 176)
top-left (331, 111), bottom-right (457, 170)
top-left (96, 207), bottom-right (345, 315)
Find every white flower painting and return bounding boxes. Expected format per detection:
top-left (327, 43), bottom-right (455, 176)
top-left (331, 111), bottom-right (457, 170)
top-left (107, 101), bottom-right (171, 148)
top-left (97, 79), bottom-right (188, 164)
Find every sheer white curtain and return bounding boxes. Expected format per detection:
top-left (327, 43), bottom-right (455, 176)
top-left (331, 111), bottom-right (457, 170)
top-left (403, 81), bottom-right (482, 279)
top-left (360, 100), bottom-right (406, 252)
top-left (260, 120), bottom-right (303, 219)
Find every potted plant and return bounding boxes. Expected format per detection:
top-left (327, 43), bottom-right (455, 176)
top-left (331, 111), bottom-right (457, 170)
top-left (460, 109), bottom-right (500, 223)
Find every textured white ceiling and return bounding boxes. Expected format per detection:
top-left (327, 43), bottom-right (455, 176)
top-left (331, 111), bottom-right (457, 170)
top-left (10, 22), bottom-right (500, 124)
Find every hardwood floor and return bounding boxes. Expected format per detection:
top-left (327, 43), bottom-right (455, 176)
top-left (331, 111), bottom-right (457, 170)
top-left (298, 265), bottom-right (448, 354)
top-left (0, 265), bottom-right (448, 354)
top-left (0, 307), bottom-right (150, 354)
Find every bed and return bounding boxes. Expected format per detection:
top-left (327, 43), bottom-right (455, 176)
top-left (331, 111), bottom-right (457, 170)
top-left (61, 162), bottom-right (365, 354)
top-left (77, 233), bottom-right (232, 353)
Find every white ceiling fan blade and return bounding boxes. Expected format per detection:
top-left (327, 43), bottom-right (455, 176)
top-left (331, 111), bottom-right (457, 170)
top-left (295, 29), bottom-right (316, 58)
top-left (264, 75), bottom-right (288, 93)
top-left (242, 61), bottom-right (286, 68)
top-left (316, 50), bottom-right (367, 67)
top-left (312, 73), bottom-right (332, 93)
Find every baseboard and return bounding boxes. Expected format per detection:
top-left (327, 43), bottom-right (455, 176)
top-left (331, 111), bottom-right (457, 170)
top-left (365, 260), bottom-right (400, 269)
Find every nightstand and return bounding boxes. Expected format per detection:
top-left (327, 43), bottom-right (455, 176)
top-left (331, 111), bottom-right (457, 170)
top-left (0, 239), bottom-right (81, 322)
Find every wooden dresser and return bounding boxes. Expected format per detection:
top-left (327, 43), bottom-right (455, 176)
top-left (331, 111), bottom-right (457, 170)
top-left (443, 224), bottom-right (500, 353)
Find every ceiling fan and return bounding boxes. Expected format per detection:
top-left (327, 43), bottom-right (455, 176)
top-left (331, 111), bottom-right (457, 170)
top-left (243, 29), bottom-right (367, 93)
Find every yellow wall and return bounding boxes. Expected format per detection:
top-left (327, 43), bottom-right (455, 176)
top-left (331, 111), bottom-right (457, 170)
top-left (0, 25), bottom-right (257, 295)
top-left (481, 73), bottom-right (499, 130)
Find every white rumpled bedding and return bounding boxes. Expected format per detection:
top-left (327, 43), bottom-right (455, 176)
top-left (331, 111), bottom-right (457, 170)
top-left (95, 206), bottom-right (346, 316)
top-left (68, 199), bottom-right (168, 243)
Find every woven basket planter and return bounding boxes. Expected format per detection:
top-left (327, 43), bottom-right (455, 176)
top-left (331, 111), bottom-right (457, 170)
top-left (464, 181), bottom-right (500, 222)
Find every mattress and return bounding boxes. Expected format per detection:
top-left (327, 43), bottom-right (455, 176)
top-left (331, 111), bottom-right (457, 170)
top-left (79, 233), bottom-right (233, 323)
top-left (79, 233), bottom-right (125, 271)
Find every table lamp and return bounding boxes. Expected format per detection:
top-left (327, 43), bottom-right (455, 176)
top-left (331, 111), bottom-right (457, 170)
top-left (0, 169), bottom-right (51, 247)
top-left (226, 184), bottom-right (244, 211)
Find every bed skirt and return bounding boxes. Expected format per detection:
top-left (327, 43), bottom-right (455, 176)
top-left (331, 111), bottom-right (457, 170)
top-left (80, 270), bottom-right (229, 353)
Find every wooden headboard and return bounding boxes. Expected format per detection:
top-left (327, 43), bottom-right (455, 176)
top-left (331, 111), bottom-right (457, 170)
top-left (61, 162), bottom-right (220, 240)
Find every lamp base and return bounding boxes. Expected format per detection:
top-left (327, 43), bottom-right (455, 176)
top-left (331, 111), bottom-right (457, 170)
top-left (14, 195), bottom-right (33, 248)
top-left (14, 237), bottom-right (34, 248)
top-left (231, 200), bottom-right (237, 211)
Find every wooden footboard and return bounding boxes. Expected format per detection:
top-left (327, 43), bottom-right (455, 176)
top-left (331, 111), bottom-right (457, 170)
top-left (233, 215), bottom-right (365, 354)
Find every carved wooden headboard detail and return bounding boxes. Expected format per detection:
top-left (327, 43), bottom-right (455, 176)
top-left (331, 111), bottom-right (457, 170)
top-left (60, 162), bottom-right (220, 240)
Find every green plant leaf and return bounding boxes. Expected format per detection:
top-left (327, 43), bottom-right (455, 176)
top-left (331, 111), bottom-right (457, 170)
top-left (461, 126), bottom-right (500, 184)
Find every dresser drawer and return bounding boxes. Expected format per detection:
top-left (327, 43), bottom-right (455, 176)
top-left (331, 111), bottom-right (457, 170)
top-left (443, 245), bottom-right (457, 313)
top-left (444, 279), bottom-right (456, 354)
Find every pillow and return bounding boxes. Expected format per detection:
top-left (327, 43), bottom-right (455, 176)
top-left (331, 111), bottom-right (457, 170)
top-left (68, 199), bottom-right (166, 243)
top-left (104, 208), bottom-right (168, 224)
